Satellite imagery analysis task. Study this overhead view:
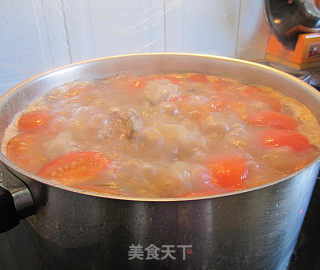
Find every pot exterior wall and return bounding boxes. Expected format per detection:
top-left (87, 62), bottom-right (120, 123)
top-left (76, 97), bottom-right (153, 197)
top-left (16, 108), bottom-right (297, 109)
top-left (9, 163), bottom-right (316, 270)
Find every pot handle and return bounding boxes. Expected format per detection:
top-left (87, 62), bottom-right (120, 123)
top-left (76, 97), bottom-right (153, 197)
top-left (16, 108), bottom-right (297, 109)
top-left (0, 162), bottom-right (35, 233)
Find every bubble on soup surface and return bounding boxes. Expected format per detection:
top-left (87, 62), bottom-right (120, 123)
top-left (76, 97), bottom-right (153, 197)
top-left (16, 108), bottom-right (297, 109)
top-left (143, 80), bottom-right (180, 105)
top-left (88, 113), bottom-right (112, 139)
top-left (263, 147), bottom-right (307, 173)
top-left (225, 126), bottom-right (250, 149)
top-left (4, 72), bottom-right (320, 198)
top-left (135, 128), bottom-right (164, 152)
top-left (153, 161), bottom-right (215, 197)
top-left (186, 95), bottom-right (209, 106)
top-left (247, 101), bottom-right (274, 114)
top-left (122, 108), bottom-right (144, 131)
top-left (49, 116), bottom-right (69, 132)
top-left (200, 112), bottom-right (230, 136)
top-left (135, 162), bottom-right (159, 179)
top-left (158, 100), bottom-right (179, 115)
top-left (157, 124), bottom-right (194, 146)
top-left (44, 131), bottom-right (77, 160)
top-left (152, 161), bottom-right (193, 196)
top-left (188, 163), bottom-right (213, 189)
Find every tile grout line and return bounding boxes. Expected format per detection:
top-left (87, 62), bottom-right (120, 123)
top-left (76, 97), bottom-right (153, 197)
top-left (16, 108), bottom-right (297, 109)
top-left (164, 0), bottom-right (167, 52)
top-left (31, 0), bottom-right (49, 70)
top-left (234, 0), bottom-right (242, 58)
top-left (60, 0), bottom-right (73, 63)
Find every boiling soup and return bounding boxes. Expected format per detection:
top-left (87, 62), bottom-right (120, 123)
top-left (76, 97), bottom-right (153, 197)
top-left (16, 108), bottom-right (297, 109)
top-left (2, 73), bottom-right (320, 197)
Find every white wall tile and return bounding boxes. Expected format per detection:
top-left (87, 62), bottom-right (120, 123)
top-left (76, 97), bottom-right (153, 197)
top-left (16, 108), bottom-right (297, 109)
top-left (0, 0), bottom-right (70, 95)
top-left (62, 0), bottom-right (166, 63)
top-left (164, 0), bottom-right (241, 57)
top-left (235, 0), bottom-right (270, 60)
top-left (0, 0), bottom-right (270, 96)
top-left (32, 0), bottom-right (71, 67)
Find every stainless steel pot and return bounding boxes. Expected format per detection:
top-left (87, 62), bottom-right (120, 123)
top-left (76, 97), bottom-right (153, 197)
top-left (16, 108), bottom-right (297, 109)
top-left (0, 54), bottom-right (319, 270)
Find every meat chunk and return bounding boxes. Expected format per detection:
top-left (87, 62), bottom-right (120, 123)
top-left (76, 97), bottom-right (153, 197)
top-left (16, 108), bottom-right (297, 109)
top-left (106, 107), bottom-right (144, 140)
top-left (200, 112), bottom-right (230, 137)
top-left (135, 127), bottom-right (164, 157)
top-left (143, 80), bottom-right (180, 105)
top-left (152, 161), bottom-right (211, 197)
top-left (157, 124), bottom-right (193, 145)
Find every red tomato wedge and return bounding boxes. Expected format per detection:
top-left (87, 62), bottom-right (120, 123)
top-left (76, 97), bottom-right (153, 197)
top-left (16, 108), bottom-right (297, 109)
top-left (260, 129), bottom-right (311, 152)
top-left (75, 184), bottom-right (119, 195)
top-left (38, 151), bottom-right (111, 185)
top-left (6, 133), bottom-right (46, 172)
top-left (207, 154), bottom-right (248, 188)
top-left (188, 74), bottom-right (209, 83)
top-left (18, 111), bottom-right (53, 133)
top-left (247, 111), bottom-right (298, 129)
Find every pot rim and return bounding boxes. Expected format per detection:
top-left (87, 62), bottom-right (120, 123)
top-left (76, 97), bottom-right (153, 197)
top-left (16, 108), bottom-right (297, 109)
top-left (0, 52), bottom-right (319, 202)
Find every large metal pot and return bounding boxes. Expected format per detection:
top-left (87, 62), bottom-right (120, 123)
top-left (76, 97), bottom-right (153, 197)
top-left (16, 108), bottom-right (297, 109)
top-left (0, 54), bottom-right (319, 270)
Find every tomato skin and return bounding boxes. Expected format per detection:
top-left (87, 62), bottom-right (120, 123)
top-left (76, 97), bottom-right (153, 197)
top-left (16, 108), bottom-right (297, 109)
top-left (18, 111), bottom-right (53, 133)
top-left (260, 129), bottom-right (311, 152)
top-left (6, 133), bottom-right (46, 172)
top-left (207, 154), bottom-right (248, 188)
top-left (37, 151), bottom-right (111, 185)
top-left (188, 74), bottom-right (209, 83)
top-left (247, 111), bottom-right (297, 129)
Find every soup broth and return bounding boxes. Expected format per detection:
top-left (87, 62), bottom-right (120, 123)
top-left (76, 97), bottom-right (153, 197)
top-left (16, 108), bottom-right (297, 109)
top-left (2, 73), bottom-right (320, 198)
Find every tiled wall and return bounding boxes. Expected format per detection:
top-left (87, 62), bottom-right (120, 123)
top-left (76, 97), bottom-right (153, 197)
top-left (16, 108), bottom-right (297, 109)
top-left (0, 0), bottom-right (270, 95)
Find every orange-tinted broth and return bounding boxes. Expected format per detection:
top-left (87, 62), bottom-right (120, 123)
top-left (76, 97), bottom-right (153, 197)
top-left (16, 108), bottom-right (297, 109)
top-left (2, 73), bottom-right (320, 198)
